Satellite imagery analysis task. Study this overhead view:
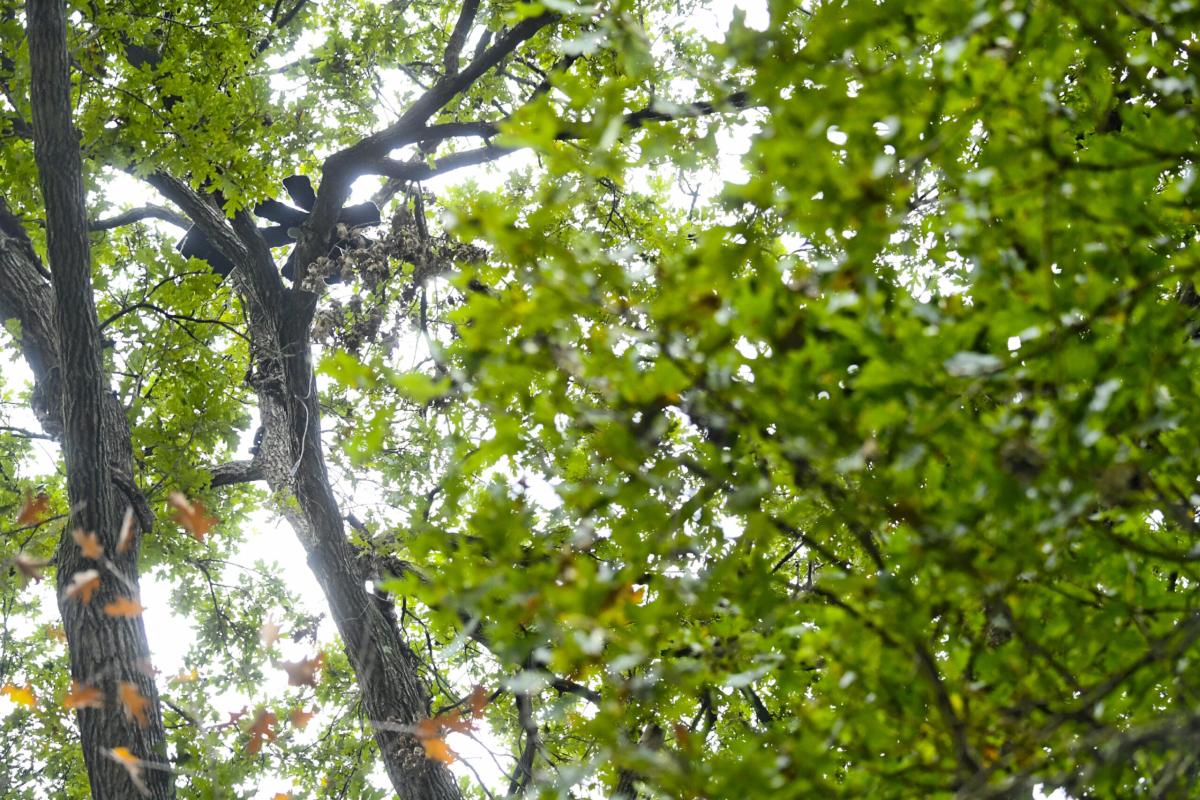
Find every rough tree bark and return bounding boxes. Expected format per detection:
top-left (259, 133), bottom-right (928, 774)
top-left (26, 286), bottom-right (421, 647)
top-left (24, 0), bottom-right (171, 798)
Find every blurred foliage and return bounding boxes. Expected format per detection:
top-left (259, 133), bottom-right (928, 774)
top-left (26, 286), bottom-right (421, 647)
top-left (4, 0), bottom-right (1200, 797)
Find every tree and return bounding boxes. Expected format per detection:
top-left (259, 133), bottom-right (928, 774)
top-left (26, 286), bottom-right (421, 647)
top-left (1, 0), bottom-right (1198, 797)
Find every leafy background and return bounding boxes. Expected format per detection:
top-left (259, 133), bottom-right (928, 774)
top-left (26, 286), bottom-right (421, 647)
top-left (3, 0), bottom-right (1200, 798)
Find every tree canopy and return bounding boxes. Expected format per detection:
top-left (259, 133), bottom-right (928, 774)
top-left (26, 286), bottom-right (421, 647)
top-left (1, 0), bottom-right (1199, 797)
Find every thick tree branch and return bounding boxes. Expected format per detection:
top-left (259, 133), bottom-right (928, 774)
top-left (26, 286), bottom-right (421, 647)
top-left (377, 143), bottom-right (516, 181)
top-left (442, 0), bottom-right (480, 76)
top-left (374, 91), bottom-right (752, 182)
top-left (208, 459), bottom-right (263, 487)
top-left (0, 196), bottom-right (63, 435)
top-left (144, 172), bottom-right (285, 323)
top-left (0, 424), bottom-right (54, 440)
top-left (294, 13), bottom-right (559, 288)
top-left (507, 691), bottom-right (540, 797)
top-left (89, 204), bottom-right (188, 231)
top-left (255, 0), bottom-right (311, 55)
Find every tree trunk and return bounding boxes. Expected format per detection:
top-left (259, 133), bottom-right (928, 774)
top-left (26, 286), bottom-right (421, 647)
top-left (149, 174), bottom-right (464, 800)
top-left (248, 319), bottom-right (463, 800)
top-left (26, 1), bottom-right (172, 797)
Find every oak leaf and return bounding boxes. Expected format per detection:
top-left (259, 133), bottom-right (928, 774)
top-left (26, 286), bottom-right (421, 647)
top-left (63, 680), bottom-right (105, 710)
top-left (117, 506), bottom-right (136, 554)
top-left (1, 683), bottom-right (35, 708)
top-left (246, 708), bottom-right (278, 754)
top-left (107, 747), bottom-right (149, 797)
top-left (168, 491), bottom-right (216, 542)
top-left (65, 570), bottom-right (101, 604)
top-left (288, 707), bottom-right (315, 730)
top-left (441, 709), bottom-right (472, 735)
top-left (72, 528), bottom-right (104, 560)
top-left (420, 735), bottom-right (456, 764)
top-left (220, 706), bottom-right (249, 729)
top-left (104, 596), bottom-right (145, 618)
top-left (280, 653), bottom-right (324, 687)
top-left (467, 685), bottom-right (489, 717)
top-left (16, 490), bottom-right (51, 526)
top-left (13, 552), bottom-right (51, 583)
top-left (260, 618), bottom-right (282, 648)
top-left (118, 681), bottom-right (150, 727)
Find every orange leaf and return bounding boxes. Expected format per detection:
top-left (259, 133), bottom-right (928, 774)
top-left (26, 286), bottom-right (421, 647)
top-left (467, 685), bottom-right (489, 717)
top-left (63, 680), bottom-right (104, 710)
top-left (117, 506), bottom-right (136, 554)
top-left (273, 795), bottom-right (293, 800)
top-left (13, 552), bottom-right (50, 583)
top-left (72, 528), bottom-right (104, 560)
top-left (288, 707), bottom-right (315, 730)
top-left (44, 625), bottom-right (66, 643)
top-left (280, 653), bottom-right (324, 687)
top-left (110, 746), bottom-right (137, 763)
top-left (438, 708), bottom-right (473, 735)
top-left (420, 735), bottom-right (456, 764)
top-left (16, 490), bottom-right (51, 526)
top-left (118, 682), bottom-right (150, 727)
top-left (260, 618), bottom-right (282, 649)
top-left (246, 708), bottom-right (278, 754)
top-left (107, 747), bottom-right (149, 797)
top-left (104, 597), bottom-right (145, 618)
top-left (168, 491), bottom-right (215, 542)
top-left (65, 570), bottom-right (101, 604)
top-left (1, 683), bottom-right (35, 708)
top-left (415, 717), bottom-right (440, 739)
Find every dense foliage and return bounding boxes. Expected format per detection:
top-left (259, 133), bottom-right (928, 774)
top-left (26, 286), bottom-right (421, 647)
top-left (1, 0), bottom-right (1199, 797)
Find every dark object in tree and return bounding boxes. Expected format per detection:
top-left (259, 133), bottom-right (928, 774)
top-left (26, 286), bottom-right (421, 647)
top-left (176, 175), bottom-right (381, 281)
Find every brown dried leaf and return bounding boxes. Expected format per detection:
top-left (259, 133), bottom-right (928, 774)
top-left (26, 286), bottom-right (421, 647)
top-left (16, 490), bottom-right (51, 526)
top-left (64, 570), bottom-right (101, 604)
top-left (63, 680), bottom-right (105, 710)
top-left (168, 492), bottom-right (215, 542)
top-left (13, 552), bottom-right (51, 583)
top-left (279, 653), bottom-right (324, 687)
top-left (117, 506), bottom-right (136, 554)
top-left (72, 528), bottom-right (104, 560)
top-left (118, 681), bottom-right (149, 727)
top-left (467, 685), bottom-right (489, 717)
top-left (104, 596), bottom-right (145, 618)
top-left (288, 707), bottom-right (315, 730)
top-left (246, 708), bottom-right (278, 754)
